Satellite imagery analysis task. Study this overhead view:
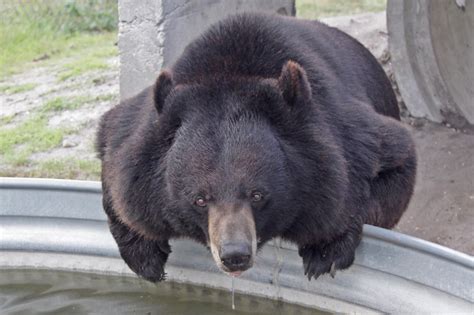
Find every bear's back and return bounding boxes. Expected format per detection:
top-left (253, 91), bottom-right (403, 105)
top-left (172, 13), bottom-right (399, 120)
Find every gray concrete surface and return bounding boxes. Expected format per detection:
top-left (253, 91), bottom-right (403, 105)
top-left (118, 0), bottom-right (295, 100)
top-left (387, 0), bottom-right (474, 127)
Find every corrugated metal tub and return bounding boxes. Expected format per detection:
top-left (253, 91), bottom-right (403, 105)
top-left (1, 177), bottom-right (473, 313)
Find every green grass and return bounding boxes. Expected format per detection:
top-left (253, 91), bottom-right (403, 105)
top-left (37, 158), bottom-right (101, 180)
top-left (0, 114), bottom-right (66, 166)
top-left (58, 43), bottom-right (117, 81)
top-left (42, 96), bottom-right (89, 112)
top-left (0, 1), bottom-right (116, 179)
top-left (42, 93), bottom-right (116, 112)
top-left (59, 58), bottom-right (109, 81)
top-left (0, 158), bottom-right (101, 180)
top-left (296, 0), bottom-right (386, 19)
top-left (96, 93), bottom-right (117, 102)
top-left (0, 1), bottom-right (117, 76)
top-left (35, 158), bottom-right (101, 180)
top-left (0, 115), bottom-right (15, 126)
top-left (0, 90), bottom-right (116, 168)
top-left (1, 31), bottom-right (117, 77)
top-left (0, 83), bottom-right (38, 95)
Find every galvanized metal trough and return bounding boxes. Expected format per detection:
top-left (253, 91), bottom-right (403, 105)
top-left (0, 177), bottom-right (473, 313)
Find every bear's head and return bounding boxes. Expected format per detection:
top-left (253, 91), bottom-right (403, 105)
top-left (120, 61), bottom-right (346, 276)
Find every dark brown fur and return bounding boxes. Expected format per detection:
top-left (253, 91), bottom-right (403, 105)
top-left (97, 13), bottom-right (416, 282)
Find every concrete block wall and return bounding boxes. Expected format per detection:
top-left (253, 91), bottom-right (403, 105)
top-left (118, 0), bottom-right (295, 100)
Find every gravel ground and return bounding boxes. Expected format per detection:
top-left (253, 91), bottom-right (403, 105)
top-left (0, 49), bottom-right (119, 178)
top-left (2, 57), bottom-right (119, 158)
top-left (1, 12), bottom-right (472, 254)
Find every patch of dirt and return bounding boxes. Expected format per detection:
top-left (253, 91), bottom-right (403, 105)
top-left (396, 123), bottom-right (474, 254)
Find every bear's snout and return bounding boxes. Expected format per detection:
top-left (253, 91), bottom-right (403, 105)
top-left (208, 203), bottom-right (257, 275)
top-left (219, 241), bottom-right (252, 272)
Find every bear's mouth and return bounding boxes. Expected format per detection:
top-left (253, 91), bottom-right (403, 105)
top-left (228, 271), bottom-right (243, 277)
top-left (208, 203), bottom-right (257, 275)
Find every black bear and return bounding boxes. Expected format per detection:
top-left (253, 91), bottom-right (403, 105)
top-left (97, 13), bottom-right (416, 282)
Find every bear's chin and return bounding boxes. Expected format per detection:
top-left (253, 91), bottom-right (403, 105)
top-left (228, 271), bottom-right (243, 277)
top-left (219, 265), bottom-right (250, 277)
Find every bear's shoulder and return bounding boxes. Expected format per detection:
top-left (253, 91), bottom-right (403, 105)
top-left (96, 86), bottom-right (155, 158)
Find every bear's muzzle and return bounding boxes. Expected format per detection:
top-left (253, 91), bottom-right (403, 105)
top-left (208, 202), bottom-right (256, 275)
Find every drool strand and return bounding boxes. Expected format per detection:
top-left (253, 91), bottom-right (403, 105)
top-left (231, 276), bottom-right (235, 310)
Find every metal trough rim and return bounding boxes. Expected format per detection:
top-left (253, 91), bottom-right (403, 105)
top-left (1, 177), bottom-right (472, 268)
top-left (1, 177), bottom-right (473, 313)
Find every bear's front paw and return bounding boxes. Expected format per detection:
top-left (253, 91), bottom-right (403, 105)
top-left (298, 241), bottom-right (355, 280)
top-left (298, 244), bottom-right (333, 280)
top-left (120, 239), bottom-right (171, 283)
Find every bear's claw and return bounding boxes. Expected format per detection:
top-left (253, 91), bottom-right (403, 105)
top-left (135, 246), bottom-right (169, 282)
top-left (300, 244), bottom-right (333, 280)
top-left (118, 238), bottom-right (171, 283)
top-left (299, 241), bottom-right (355, 280)
top-left (330, 262), bottom-right (337, 278)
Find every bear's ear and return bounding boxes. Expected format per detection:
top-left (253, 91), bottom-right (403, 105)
top-left (278, 60), bottom-right (312, 106)
top-left (153, 70), bottom-right (174, 114)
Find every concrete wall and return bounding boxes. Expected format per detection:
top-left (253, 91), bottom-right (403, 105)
top-left (118, 0), bottom-right (295, 100)
top-left (387, 0), bottom-right (474, 127)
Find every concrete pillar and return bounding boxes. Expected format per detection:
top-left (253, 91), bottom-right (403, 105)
top-left (118, 0), bottom-right (295, 100)
top-left (387, 0), bottom-right (474, 127)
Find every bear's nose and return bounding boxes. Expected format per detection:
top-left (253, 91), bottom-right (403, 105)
top-left (219, 242), bottom-right (251, 271)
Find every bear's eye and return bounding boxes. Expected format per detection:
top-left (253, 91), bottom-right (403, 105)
top-left (195, 196), bottom-right (207, 207)
top-left (251, 191), bottom-right (263, 202)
